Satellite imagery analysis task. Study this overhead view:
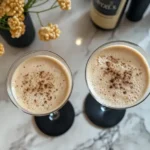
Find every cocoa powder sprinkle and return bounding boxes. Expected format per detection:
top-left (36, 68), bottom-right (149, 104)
top-left (103, 56), bottom-right (136, 92)
top-left (21, 71), bottom-right (56, 102)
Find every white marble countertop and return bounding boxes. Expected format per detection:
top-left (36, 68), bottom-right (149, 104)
top-left (1, 0), bottom-right (150, 150)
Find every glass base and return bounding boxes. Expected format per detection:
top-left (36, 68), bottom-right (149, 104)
top-left (84, 94), bottom-right (126, 128)
top-left (34, 101), bottom-right (75, 136)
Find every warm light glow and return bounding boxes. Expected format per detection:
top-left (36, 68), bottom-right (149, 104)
top-left (75, 38), bottom-right (83, 46)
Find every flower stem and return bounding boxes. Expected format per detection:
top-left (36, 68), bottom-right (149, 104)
top-left (28, 1), bottom-right (58, 13)
top-left (36, 13), bottom-right (43, 26)
top-left (51, 0), bottom-right (57, 8)
top-left (0, 16), bottom-right (9, 31)
top-left (0, 26), bottom-right (9, 31)
top-left (24, 0), bottom-right (37, 12)
top-left (32, 0), bottom-right (49, 7)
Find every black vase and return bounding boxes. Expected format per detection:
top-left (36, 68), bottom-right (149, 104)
top-left (0, 13), bottom-right (35, 48)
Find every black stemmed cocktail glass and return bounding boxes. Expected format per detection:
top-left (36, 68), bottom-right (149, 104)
top-left (7, 51), bottom-right (74, 136)
top-left (84, 41), bottom-right (150, 128)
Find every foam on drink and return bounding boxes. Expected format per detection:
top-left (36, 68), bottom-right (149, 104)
top-left (86, 45), bottom-right (150, 108)
top-left (11, 55), bottom-right (72, 114)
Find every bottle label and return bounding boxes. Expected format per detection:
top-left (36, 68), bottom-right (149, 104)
top-left (93, 0), bottom-right (121, 16)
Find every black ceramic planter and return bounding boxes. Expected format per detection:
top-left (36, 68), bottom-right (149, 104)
top-left (0, 13), bottom-right (35, 48)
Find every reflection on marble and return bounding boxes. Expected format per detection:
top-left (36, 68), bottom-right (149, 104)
top-left (1, 0), bottom-right (150, 150)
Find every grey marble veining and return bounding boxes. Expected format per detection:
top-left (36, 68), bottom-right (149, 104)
top-left (1, 0), bottom-right (150, 150)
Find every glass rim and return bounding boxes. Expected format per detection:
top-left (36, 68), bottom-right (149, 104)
top-left (6, 50), bottom-right (73, 116)
top-left (85, 40), bottom-right (150, 110)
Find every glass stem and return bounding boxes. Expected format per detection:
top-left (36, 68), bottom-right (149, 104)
top-left (49, 111), bottom-right (60, 121)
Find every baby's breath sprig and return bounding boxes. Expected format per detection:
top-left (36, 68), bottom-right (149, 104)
top-left (57, 0), bottom-right (71, 10)
top-left (39, 23), bottom-right (61, 41)
top-left (0, 0), bottom-right (71, 41)
top-left (0, 43), bottom-right (5, 56)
